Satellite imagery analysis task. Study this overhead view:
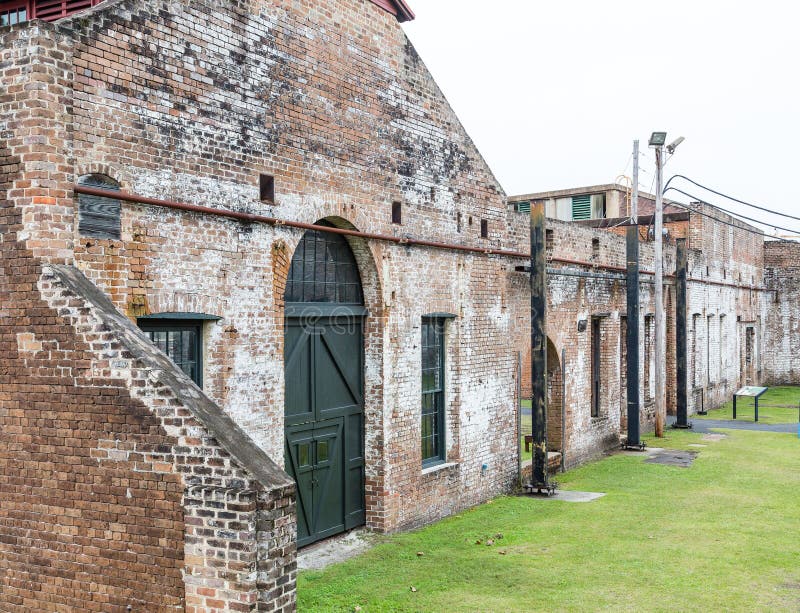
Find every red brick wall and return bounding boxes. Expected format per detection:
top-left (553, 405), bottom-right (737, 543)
top-left (0, 138), bottom-right (186, 613)
top-left (763, 241), bottom-right (800, 384)
top-left (1, 20), bottom-right (296, 610)
top-left (52, 0), bottom-right (519, 532)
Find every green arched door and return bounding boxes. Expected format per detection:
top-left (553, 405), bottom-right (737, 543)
top-left (284, 222), bottom-right (366, 547)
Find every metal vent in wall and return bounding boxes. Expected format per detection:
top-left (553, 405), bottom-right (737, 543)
top-left (571, 195), bottom-right (591, 220)
top-left (77, 174), bottom-right (121, 240)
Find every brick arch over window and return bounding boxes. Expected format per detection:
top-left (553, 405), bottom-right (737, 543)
top-left (74, 162), bottom-right (126, 187)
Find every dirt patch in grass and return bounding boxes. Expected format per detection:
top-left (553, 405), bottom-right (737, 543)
top-left (645, 449), bottom-right (697, 467)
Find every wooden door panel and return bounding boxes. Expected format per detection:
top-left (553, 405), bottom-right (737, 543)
top-left (285, 314), bottom-right (365, 547)
top-left (285, 426), bottom-right (315, 545)
top-left (285, 322), bottom-right (314, 424)
top-left (310, 419), bottom-right (345, 540)
top-left (315, 331), bottom-right (360, 419)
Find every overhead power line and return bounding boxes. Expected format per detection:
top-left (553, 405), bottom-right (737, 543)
top-left (664, 174), bottom-right (800, 222)
top-left (662, 188), bottom-right (798, 241)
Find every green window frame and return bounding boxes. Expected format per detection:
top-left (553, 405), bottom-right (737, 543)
top-left (421, 316), bottom-right (446, 467)
top-left (138, 319), bottom-right (203, 387)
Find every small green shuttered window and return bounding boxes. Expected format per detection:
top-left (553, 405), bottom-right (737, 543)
top-left (77, 174), bottom-right (121, 240)
top-left (571, 195), bottom-right (591, 220)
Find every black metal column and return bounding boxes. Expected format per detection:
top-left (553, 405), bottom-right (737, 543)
top-left (625, 224), bottom-right (641, 446)
top-left (530, 202), bottom-right (549, 489)
top-left (675, 238), bottom-right (690, 428)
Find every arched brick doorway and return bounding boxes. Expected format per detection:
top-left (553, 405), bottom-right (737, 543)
top-left (283, 220), bottom-right (366, 547)
top-left (546, 338), bottom-right (564, 453)
top-left (521, 339), bottom-right (564, 455)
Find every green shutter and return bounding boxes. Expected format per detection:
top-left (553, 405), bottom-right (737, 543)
top-left (572, 195), bottom-right (591, 220)
top-left (515, 200), bottom-right (531, 214)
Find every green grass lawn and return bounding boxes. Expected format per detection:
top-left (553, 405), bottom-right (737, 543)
top-left (695, 385), bottom-right (800, 424)
top-left (299, 428), bottom-right (800, 612)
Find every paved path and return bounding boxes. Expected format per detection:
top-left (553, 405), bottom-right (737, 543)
top-left (668, 415), bottom-right (797, 434)
top-left (524, 406), bottom-right (796, 433)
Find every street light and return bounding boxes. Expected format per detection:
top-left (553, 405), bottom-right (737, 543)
top-left (667, 136), bottom-right (685, 154)
top-left (650, 131), bottom-right (684, 436)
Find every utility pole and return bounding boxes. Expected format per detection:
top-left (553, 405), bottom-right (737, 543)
top-left (528, 201), bottom-right (552, 494)
top-left (649, 132), bottom-right (684, 437)
top-left (674, 237), bottom-right (691, 428)
top-left (625, 140), bottom-right (641, 447)
top-left (654, 143), bottom-right (665, 437)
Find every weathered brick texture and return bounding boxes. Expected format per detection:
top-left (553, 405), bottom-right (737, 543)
top-left (0, 207), bottom-right (297, 611)
top-left (511, 200), bottom-right (779, 467)
top-left (2, 16), bottom-right (296, 611)
top-left (28, 0), bottom-right (520, 533)
top-left (763, 241), bottom-right (800, 384)
top-left (2, 0), bottom-right (797, 605)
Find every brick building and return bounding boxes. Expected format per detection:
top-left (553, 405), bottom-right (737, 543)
top-left (2, 0), bottom-right (799, 610)
top-left (1, 0), bottom-right (523, 609)
top-left (509, 185), bottom-right (794, 467)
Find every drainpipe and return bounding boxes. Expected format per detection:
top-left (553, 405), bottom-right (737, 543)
top-left (73, 185), bottom-right (530, 260)
top-left (517, 351), bottom-right (523, 487)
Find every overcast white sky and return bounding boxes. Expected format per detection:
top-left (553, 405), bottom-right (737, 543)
top-left (402, 1), bottom-right (800, 237)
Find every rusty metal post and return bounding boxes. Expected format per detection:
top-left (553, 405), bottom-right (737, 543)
top-left (529, 202), bottom-right (549, 489)
top-left (674, 238), bottom-right (691, 428)
top-left (625, 223), bottom-right (641, 446)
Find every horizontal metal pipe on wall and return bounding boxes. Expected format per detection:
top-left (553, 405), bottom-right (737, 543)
top-left (74, 185), bottom-right (531, 259)
top-left (72, 185), bottom-right (768, 293)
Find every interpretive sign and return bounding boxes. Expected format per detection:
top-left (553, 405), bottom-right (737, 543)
top-left (733, 386), bottom-right (768, 421)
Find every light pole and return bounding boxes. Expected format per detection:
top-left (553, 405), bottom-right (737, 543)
top-left (649, 131), bottom-right (684, 437)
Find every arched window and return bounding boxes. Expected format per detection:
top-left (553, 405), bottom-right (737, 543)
top-left (77, 173), bottom-right (121, 240)
top-left (285, 221), bottom-right (363, 305)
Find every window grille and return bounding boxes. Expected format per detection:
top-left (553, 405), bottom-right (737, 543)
top-left (421, 317), bottom-right (445, 466)
top-left (285, 221), bottom-right (363, 304)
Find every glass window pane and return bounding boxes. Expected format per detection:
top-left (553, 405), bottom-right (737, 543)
top-left (317, 440), bottom-right (329, 462)
top-left (140, 321), bottom-right (202, 387)
top-left (298, 443), bottom-right (311, 467)
top-left (421, 318), bottom-right (445, 464)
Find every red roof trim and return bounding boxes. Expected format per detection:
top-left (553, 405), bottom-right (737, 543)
top-left (369, 0), bottom-right (414, 22)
